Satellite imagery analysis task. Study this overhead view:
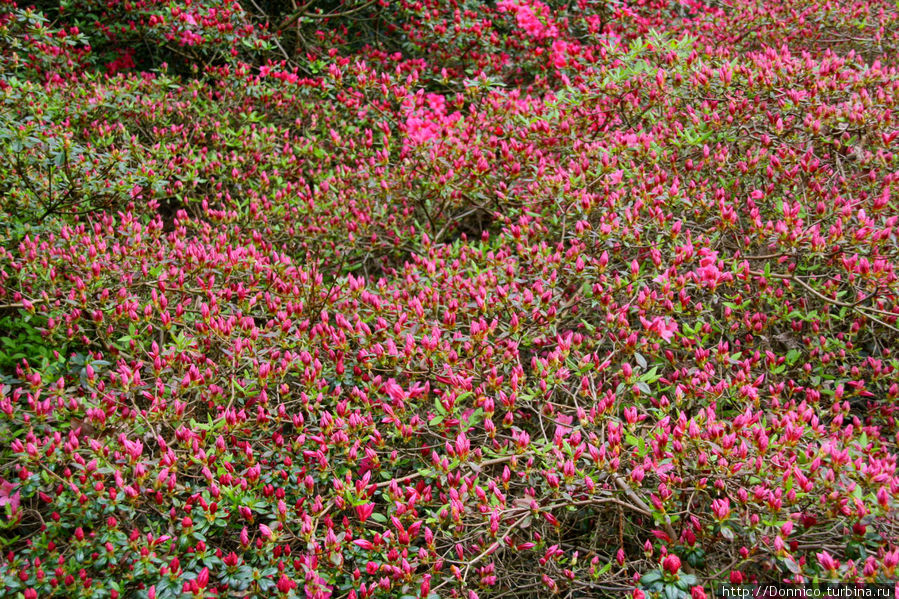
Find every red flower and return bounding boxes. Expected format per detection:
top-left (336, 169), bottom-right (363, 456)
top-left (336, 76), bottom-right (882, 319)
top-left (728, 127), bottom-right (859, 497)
top-left (662, 554), bottom-right (681, 575)
top-left (276, 574), bottom-right (296, 594)
top-left (223, 552), bottom-right (239, 567)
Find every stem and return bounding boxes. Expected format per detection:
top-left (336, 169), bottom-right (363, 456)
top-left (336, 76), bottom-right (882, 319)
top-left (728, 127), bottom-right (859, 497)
top-left (744, 267), bottom-right (899, 334)
top-left (611, 473), bottom-right (696, 575)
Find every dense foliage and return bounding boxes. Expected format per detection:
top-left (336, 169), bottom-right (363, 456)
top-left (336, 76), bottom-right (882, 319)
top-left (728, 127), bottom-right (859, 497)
top-left (1, 0), bottom-right (899, 597)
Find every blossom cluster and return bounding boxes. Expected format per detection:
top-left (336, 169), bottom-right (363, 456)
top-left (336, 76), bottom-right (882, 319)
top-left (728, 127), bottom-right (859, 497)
top-left (0, 0), bottom-right (898, 598)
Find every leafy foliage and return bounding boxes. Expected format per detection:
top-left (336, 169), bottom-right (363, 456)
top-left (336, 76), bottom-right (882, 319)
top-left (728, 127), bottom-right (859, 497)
top-left (1, 0), bottom-right (899, 597)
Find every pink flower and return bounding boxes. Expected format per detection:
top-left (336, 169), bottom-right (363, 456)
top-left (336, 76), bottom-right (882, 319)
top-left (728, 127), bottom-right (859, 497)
top-left (658, 319), bottom-right (678, 342)
top-left (455, 432), bottom-right (470, 457)
top-left (817, 551), bottom-right (839, 572)
top-left (639, 316), bottom-right (678, 342)
top-left (0, 479), bottom-right (20, 516)
top-left (551, 40), bottom-right (569, 68)
top-left (497, 0), bottom-right (558, 39)
top-left (711, 497), bottom-right (730, 521)
top-left (353, 539), bottom-right (374, 550)
top-left (383, 379), bottom-right (406, 403)
top-left (259, 523), bottom-right (273, 539)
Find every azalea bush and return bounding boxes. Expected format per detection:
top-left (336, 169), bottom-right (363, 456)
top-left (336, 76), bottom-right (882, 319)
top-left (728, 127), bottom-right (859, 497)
top-left (1, 0), bottom-right (899, 597)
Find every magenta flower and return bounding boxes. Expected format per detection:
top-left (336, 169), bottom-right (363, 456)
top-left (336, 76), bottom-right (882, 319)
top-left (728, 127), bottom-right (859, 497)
top-left (0, 480), bottom-right (20, 517)
top-left (817, 551), bottom-right (840, 572)
top-left (711, 497), bottom-right (731, 521)
top-left (355, 503), bottom-right (374, 523)
top-left (196, 567), bottom-right (209, 589)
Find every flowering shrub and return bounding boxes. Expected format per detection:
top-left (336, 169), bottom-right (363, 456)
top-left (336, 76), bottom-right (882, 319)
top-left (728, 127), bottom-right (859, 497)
top-left (1, 0), bottom-right (899, 598)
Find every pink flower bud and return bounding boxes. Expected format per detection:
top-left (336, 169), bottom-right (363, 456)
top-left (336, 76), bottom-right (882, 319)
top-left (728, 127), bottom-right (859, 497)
top-left (196, 567), bottom-right (209, 589)
top-left (355, 503), bottom-right (374, 523)
top-left (817, 551), bottom-right (839, 572)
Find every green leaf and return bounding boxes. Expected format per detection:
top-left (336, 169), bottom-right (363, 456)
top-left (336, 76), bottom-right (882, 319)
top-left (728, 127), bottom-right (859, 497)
top-left (370, 512), bottom-right (387, 523)
top-left (465, 408), bottom-right (483, 429)
top-left (640, 569), bottom-right (662, 586)
top-left (665, 583), bottom-right (684, 599)
top-left (783, 557), bottom-right (802, 574)
top-left (625, 434), bottom-right (644, 452)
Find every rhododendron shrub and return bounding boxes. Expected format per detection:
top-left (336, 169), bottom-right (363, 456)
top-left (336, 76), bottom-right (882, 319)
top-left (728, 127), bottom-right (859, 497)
top-left (1, 0), bottom-right (899, 597)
